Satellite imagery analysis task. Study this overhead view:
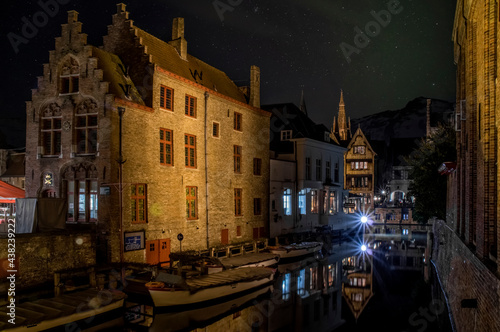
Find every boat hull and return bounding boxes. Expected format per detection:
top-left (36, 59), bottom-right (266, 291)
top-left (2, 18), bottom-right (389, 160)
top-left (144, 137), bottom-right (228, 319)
top-left (268, 242), bottom-right (323, 259)
top-left (148, 273), bottom-right (274, 307)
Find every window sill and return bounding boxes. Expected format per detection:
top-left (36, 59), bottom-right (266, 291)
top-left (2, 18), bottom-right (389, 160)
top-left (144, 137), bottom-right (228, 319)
top-left (41, 155), bottom-right (62, 158)
top-left (59, 92), bottom-right (79, 96)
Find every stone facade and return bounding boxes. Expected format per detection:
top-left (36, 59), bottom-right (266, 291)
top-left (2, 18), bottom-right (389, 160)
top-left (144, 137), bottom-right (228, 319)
top-left (23, 5), bottom-right (270, 268)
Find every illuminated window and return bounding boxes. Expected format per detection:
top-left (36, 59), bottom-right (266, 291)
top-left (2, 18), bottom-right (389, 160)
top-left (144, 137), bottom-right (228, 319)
top-left (311, 190), bottom-right (318, 213)
top-left (282, 273), bottom-right (291, 300)
top-left (131, 184), bottom-right (147, 223)
top-left (234, 188), bottom-right (242, 216)
top-left (298, 189), bottom-right (306, 215)
top-left (323, 190), bottom-right (328, 214)
top-left (160, 85), bottom-right (174, 111)
top-left (186, 186), bottom-right (198, 220)
top-left (184, 134), bottom-right (196, 168)
top-left (160, 128), bottom-right (173, 166)
top-left (253, 158), bottom-right (262, 175)
top-left (329, 191), bottom-right (336, 215)
top-left (185, 95), bottom-right (196, 118)
top-left (234, 145), bottom-right (242, 173)
top-left (234, 112), bottom-right (242, 131)
top-left (66, 180), bottom-right (98, 223)
top-left (283, 188), bottom-right (291, 215)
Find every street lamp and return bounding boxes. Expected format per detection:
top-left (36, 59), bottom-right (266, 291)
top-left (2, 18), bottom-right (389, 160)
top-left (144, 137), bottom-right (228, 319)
top-left (361, 216), bottom-right (368, 224)
top-left (361, 244), bottom-right (367, 252)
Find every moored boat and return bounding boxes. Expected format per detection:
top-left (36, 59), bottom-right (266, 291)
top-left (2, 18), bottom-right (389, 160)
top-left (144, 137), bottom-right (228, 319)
top-left (266, 241), bottom-right (323, 259)
top-left (146, 267), bottom-right (275, 308)
top-left (1, 289), bottom-right (126, 331)
top-left (218, 252), bottom-right (280, 269)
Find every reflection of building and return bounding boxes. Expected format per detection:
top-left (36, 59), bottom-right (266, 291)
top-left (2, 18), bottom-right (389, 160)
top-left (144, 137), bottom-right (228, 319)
top-left (330, 91), bottom-right (376, 212)
top-left (265, 103), bottom-right (349, 237)
top-left (23, 5), bottom-right (270, 270)
top-left (271, 256), bottom-right (344, 331)
top-left (342, 253), bottom-right (374, 320)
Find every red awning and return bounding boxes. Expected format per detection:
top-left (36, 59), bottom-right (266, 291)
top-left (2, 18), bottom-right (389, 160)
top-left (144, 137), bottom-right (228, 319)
top-left (0, 181), bottom-right (25, 203)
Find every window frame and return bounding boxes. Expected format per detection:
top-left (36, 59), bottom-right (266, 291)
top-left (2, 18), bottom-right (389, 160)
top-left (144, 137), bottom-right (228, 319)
top-left (254, 198), bottom-right (262, 215)
top-left (59, 74), bottom-right (80, 95)
top-left (160, 128), bottom-right (173, 166)
top-left (184, 134), bottom-right (197, 168)
top-left (160, 85), bottom-right (174, 111)
top-left (234, 112), bottom-right (242, 131)
top-left (212, 121), bottom-right (220, 138)
top-left (131, 183), bottom-right (147, 224)
top-left (283, 188), bottom-right (292, 216)
top-left (253, 158), bottom-right (262, 176)
top-left (234, 145), bottom-right (242, 173)
top-left (41, 113), bottom-right (62, 156)
top-left (234, 188), bottom-right (243, 216)
top-left (185, 94), bottom-right (197, 118)
top-left (186, 186), bottom-right (198, 220)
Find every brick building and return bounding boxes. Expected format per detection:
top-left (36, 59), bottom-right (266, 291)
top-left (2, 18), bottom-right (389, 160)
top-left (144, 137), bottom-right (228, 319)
top-left (24, 5), bottom-right (270, 266)
top-left (434, 0), bottom-right (500, 331)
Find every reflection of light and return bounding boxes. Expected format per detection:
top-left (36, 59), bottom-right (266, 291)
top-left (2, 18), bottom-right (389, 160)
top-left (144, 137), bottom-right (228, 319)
top-left (361, 244), bottom-right (367, 252)
top-left (361, 216), bottom-right (368, 223)
top-left (75, 237), bottom-right (83, 245)
top-left (381, 190), bottom-right (386, 195)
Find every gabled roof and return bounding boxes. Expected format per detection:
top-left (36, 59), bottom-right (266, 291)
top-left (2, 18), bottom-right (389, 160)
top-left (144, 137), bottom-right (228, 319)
top-left (347, 127), bottom-right (376, 156)
top-left (134, 27), bottom-right (247, 104)
top-left (92, 47), bottom-right (144, 104)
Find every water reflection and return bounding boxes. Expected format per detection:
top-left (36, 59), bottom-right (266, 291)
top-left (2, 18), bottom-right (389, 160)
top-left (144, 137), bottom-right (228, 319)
top-left (125, 231), bottom-right (451, 332)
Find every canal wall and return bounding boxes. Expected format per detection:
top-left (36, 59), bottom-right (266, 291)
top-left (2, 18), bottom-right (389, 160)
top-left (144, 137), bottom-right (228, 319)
top-left (432, 219), bottom-right (500, 332)
top-left (0, 232), bottom-right (95, 297)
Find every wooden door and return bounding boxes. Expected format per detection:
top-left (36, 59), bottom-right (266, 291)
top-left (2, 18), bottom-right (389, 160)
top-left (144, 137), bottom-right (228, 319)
top-left (146, 240), bottom-right (159, 265)
top-left (221, 229), bottom-right (229, 245)
top-left (159, 238), bottom-right (171, 265)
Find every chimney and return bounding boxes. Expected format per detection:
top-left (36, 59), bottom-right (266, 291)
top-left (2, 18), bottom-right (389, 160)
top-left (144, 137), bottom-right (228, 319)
top-left (249, 65), bottom-right (260, 108)
top-left (169, 18), bottom-right (187, 60)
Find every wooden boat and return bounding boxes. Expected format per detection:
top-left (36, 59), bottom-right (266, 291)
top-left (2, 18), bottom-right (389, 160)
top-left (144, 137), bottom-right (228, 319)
top-left (128, 285), bottom-right (273, 331)
top-left (1, 289), bottom-right (126, 331)
top-left (266, 241), bottom-right (323, 259)
top-left (218, 252), bottom-right (280, 269)
top-left (145, 267), bottom-right (274, 308)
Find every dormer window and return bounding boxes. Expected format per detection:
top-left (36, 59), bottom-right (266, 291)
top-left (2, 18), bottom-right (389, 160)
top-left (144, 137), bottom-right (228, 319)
top-left (324, 132), bottom-right (330, 142)
top-left (59, 57), bottom-right (80, 95)
top-left (281, 130), bottom-right (292, 141)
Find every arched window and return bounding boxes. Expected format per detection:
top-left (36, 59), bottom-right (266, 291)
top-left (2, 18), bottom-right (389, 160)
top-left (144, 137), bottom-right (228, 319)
top-left (59, 57), bottom-right (80, 95)
top-left (63, 163), bottom-right (98, 223)
top-left (75, 99), bottom-right (98, 155)
top-left (41, 103), bottom-right (62, 156)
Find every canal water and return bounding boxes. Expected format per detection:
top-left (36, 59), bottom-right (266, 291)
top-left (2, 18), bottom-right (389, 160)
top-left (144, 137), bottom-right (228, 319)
top-left (116, 232), bottom-right (452, 332)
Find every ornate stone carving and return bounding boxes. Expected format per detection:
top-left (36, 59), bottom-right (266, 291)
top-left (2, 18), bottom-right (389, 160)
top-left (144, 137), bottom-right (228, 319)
top-left (62, 120), bottom-right (71, 131)
top-left (61, 57), bottom-right (80, 75)
top-left (42, 103), bottom-right (62, 117)
top-left (76, 99), bottom-right (98, 114)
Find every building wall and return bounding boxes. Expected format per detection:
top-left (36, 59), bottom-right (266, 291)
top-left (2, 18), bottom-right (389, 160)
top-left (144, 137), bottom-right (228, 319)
top-left (433, 219), bottom-right (500, 332)
top-left (0, 232), bottom-right (95, 291)
top-left (118, 72), bottom-right (270, 263)
top-left (344, 130), bottom-right (375, 210)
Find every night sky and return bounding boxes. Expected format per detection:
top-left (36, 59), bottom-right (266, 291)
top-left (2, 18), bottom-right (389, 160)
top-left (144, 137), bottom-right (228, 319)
top-left (1, 0), bottom-right (457, 147)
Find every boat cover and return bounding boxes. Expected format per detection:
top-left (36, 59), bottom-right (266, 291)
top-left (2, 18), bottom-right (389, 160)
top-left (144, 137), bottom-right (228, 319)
top-left (219, 253), bottom-right (279, 268)
top-left (185, 267), bottom-right (273, 292)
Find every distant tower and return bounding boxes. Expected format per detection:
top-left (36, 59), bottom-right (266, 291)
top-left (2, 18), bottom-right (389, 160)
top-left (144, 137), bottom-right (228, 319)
top-left (300, 89), bottom-right (308, 116)
top-left (331, 90), bottom-right (351, 142)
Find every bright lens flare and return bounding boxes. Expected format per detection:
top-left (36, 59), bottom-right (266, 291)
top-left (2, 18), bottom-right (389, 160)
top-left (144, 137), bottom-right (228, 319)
top-left (361, 244), bottom-right (367, 252)
top-left (361, 216), bottom-right (368, 223)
